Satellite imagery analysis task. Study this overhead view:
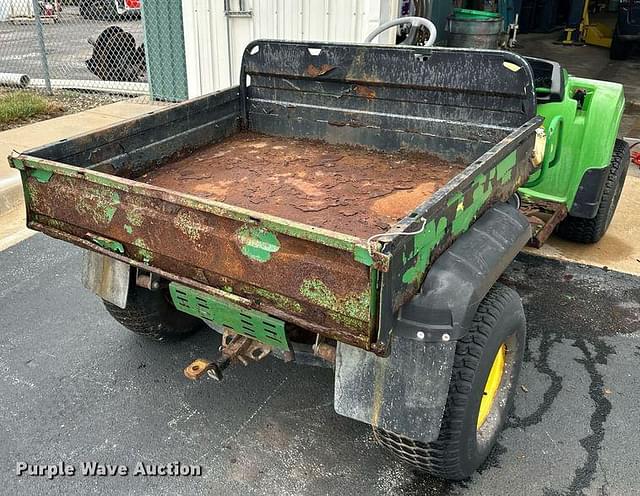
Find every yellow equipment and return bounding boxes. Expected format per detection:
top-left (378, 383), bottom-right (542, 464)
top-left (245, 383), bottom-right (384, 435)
top-left (559, 0), bottom-right (613, 47)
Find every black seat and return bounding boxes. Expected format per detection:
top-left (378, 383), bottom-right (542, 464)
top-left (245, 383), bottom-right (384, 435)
top-left (523, 56), bottom-right (565, 103)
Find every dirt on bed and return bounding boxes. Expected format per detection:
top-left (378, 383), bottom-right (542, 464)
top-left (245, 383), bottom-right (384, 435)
top-left (140, 132), bottom-right (465, 238)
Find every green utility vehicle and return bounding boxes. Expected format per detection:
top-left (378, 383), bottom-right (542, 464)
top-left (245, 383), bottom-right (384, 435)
top-left (9, 40), bottom-right (626, 480)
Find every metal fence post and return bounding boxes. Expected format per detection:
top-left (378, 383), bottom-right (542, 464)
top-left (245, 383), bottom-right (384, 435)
top-left (31, 0), bottom-right (52, 94)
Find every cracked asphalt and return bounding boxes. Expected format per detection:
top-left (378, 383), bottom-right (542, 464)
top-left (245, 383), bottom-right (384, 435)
top-left (1, 235), bottom-right (639, 495)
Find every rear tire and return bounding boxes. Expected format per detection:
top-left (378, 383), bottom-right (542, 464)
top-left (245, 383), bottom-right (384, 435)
top-left (556, 139), bottom-right (630, 244)
top-left (103, 284), bottom-right (202, 342)
top-left (374, 283), bottom-right (526, 480)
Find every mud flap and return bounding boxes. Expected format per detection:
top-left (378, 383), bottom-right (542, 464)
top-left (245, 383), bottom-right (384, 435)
top-left (334, 203), bottom-right (531, 443)
top-left (335, 339), bottom-right (456, 444)
top-left (82, 251), bottom-right (130, 309)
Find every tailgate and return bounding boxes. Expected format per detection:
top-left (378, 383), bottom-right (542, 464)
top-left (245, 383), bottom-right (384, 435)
top-left (11, 155), bottom-right (378, 350)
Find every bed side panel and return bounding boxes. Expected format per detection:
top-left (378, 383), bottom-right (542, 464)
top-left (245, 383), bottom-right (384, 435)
top-left (25, 87), bottom-right (241, 178)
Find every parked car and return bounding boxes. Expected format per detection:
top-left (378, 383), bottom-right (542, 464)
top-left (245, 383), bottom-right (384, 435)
top-left (611, 0), bottom-right (640, 59)
top-left (79, 0), bottom-right (141, 21)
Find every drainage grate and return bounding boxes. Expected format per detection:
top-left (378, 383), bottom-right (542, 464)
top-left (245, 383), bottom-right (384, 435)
top-left (169, 282), bottom-right (288, 349)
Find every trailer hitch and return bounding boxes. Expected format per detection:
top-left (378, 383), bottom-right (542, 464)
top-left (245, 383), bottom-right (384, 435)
top-left (184, 330), bottom-right (271, 382)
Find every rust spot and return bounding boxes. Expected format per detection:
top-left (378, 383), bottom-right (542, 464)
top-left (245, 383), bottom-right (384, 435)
top-left (313, 343), bottom-right (336, 364)
top-left (354, 85), bottom-right (376, 100)
top-left (140, 132), bottom-right (464, 239)
top-left (520, 199), bottom-right (568, 248)
top-left (305, 64), bottom-right (335, 77)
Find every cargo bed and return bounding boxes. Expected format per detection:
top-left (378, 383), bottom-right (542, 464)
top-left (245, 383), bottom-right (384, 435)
top-left (140, 132), bottom-right (465, 238)
top-left (10, 41), bottom-right (542, 354)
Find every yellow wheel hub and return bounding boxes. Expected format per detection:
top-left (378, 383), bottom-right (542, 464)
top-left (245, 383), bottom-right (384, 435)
top-left (477, 344), bottom-right (506, 429)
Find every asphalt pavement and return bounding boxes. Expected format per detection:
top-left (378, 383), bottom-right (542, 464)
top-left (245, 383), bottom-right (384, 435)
top-left (1, 234), bottom-right (639, 495)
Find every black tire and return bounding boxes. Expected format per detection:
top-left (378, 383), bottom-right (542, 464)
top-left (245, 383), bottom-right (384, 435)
top-left (556, 139), bottom-right (630, 244)
top-left (610, 30), bottom-right (631, 60)
top-left (103, 284), bottom-right (202, 342)
top-left (374, 283), bottom-right (526, 480)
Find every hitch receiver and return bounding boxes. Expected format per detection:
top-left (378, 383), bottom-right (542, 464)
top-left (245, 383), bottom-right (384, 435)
top-left (183, 331), bottom-right (271, 382)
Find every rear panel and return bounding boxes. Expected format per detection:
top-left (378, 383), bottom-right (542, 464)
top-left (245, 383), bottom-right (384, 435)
top-left (13, 157), bottom-right (376, 349)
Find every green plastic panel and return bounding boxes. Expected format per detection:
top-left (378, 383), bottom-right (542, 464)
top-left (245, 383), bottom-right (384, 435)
top-left (169, 283), bottom-right (289, 349)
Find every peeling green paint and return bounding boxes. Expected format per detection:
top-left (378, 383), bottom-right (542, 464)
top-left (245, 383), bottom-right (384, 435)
top-left (76, 188), bottom-right (120, 225)
top-left (400, 153), bottom-right (519, 288)
top-left (10, 157), bottom-right (25, 170)
top-left (222, 285), bottom-right (233, 293)
top-left (91, 236), bottom-right (125, 254)
top-left (175, 210), bottom-right (203, 241)
top-left (496, 152), bottom-right (516, 185)
top-left (31, 169), bottom-right (53, 183)
top-left (26, 184), bottom-right (38, 208)
top-left (126, 208), bottom-right (144, 227)
top-left (402, 217), bottom-right (448, 285)
top-left (236, 225), bottom-right (280, 262)
top-left (133, 237), bottom-right (153, 263)
top-left (343, 289), bottom-right (370, 321)
top-left (45, 218), bottom-right (65, 229)
top-left (353, 245), bottom-right (374, 266)
top-left (124, 224), bottom-right (133, 234)
top-left (447, 191), bottom-right (464, 207)
top-left (299, 278), bottom-right (370, 325)
top-left (255, 288), bottom-right (304, 313)
top-left (452, 172), bottom-right (494, 236)
top-left (15, 156), bottom-right (377, 270)
top-left (300, 278), bottom-right (337, 308)
top-left (88, 173), bottom-right (130, 191)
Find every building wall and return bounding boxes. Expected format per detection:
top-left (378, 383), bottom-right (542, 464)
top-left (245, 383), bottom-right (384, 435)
top-left (181, 0), bottom-right (399, 98)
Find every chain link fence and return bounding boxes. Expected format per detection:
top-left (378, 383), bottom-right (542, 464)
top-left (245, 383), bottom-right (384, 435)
top-left (0, 0), bottom-right (172, 100)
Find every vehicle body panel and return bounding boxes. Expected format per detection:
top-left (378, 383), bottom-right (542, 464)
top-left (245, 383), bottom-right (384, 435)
top-left (520, 74), bottom-right (624, 217)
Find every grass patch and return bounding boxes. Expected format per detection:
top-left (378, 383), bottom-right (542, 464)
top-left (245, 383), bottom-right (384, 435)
top-left (0, 91), bottom-right (64, 125)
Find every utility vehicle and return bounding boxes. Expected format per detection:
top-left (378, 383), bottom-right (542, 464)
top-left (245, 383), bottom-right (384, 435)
top-left (9, 29), bottom-right (626, 480)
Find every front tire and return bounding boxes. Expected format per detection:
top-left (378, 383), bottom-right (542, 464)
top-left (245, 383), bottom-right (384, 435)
top-left (556, 139), bottom-right (630, 244)
top-left (374, 283), bottom-right (526, 480)
top-left (103, 284), bottom-right (202, 342)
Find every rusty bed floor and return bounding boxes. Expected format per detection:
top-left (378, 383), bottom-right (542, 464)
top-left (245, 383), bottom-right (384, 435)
top-left (140, 132), bottom-right (465, 239)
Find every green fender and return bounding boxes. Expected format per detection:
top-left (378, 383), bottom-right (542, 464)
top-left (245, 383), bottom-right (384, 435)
top-left (520, 73), bottom-right (625, 215)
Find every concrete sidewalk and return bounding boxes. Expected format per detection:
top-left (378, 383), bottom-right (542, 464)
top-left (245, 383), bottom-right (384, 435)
top-left (526, 174), bottom-right (640, 276)
top-left (0, 99), bottom-right (165, 247)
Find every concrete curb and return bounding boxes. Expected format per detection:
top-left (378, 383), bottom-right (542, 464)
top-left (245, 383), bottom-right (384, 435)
top-left (0, 176), bottom-right (23, 218)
